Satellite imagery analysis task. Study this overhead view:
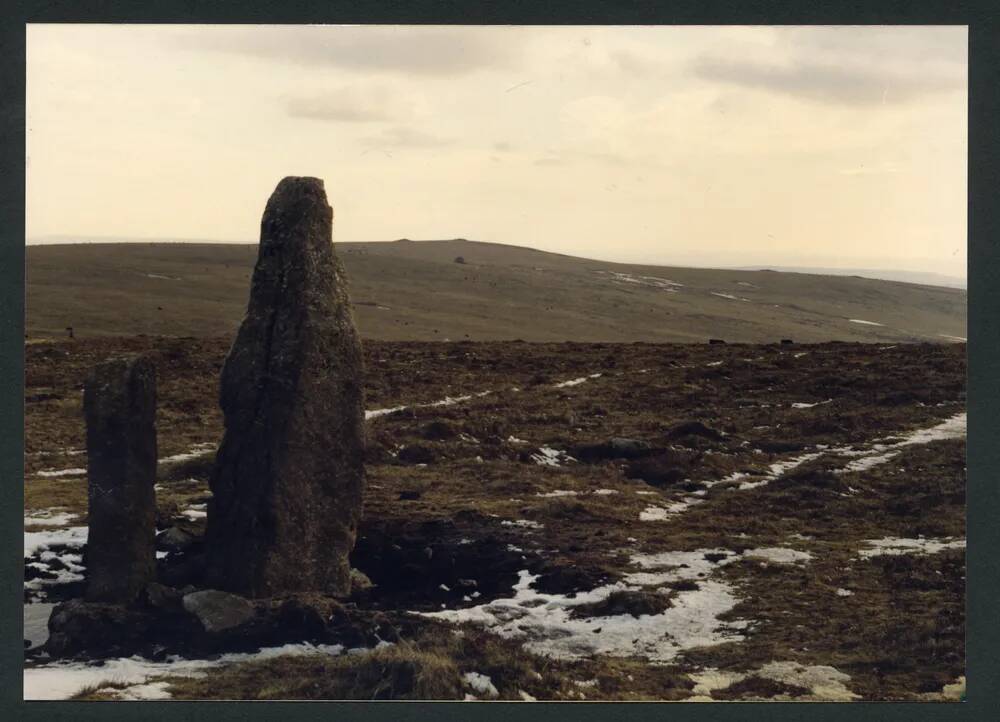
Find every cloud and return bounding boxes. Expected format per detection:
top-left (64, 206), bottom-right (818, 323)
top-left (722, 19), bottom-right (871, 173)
top-left (360, 126), bottom-right (452, 150)
top-left (284, 86), bottom-right (416, 123)
top-left (172, 26), bottom-right (521, 75)
top-left (691, 56), bottom-right (963, 106)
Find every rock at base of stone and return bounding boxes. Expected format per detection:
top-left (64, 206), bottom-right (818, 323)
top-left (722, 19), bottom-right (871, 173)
top-left (47, 599), bottom-right (152, 657)
top-left (83, 355), bottom-right (157, 604)
top-left (206, 176), bottom-right (365, 598)
top-left (182, 589), bottom-right (256, 633)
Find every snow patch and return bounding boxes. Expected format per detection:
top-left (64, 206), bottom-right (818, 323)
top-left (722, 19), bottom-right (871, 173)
top-left (858, 537), bottom-right (965, 559)
top-left (553, 373), bottom-right (602, 388)
top-left (462, 672), bottom-right (499, 698)
top-left (24, 510), bottom-right (78, 527)
top-left (530, 447), bottom-right (575, 467)
top-left (848, 319), bottom-right (884, 326)
top-left (159, 443), bottom-right (216, 464)
top-left (23, 642), bottom-right (348, 700)
top-left (35, 468), bottom-right (87, 478)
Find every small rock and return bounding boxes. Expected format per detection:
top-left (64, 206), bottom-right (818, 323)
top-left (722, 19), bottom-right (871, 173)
top-left (157, 526), bottom-right (196, 552)
top-left (182, 590), bottom-right (255, 633)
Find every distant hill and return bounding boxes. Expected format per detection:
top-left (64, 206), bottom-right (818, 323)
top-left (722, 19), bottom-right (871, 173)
top-left (732, 265), bottom-right (966, 289)
top-left (25, 240), bottom-right (966, 343)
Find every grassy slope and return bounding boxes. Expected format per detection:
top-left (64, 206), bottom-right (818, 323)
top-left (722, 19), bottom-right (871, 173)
top-left (26, 240), bottom-right (966, 343)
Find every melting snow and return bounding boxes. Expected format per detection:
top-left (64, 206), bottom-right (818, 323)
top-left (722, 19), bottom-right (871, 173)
top-left (365, 390), bottom-right (492, 421)
top-left (553, 373), bottom-right (602, 388)
top-left (835, 412), bottom-right (965, 474)
top-left (858, 537), bottom-right (965, 559)
top-left (501, 519), bottom-right (543, 530)
top-left (421, 569), bottom-right (743, 663)
top-left (24, 510), bottom-right (78, 527)
top-left (536, 490), bottom-right (578, 498)
top-left (159, 443), bottom-right (217, 464)
top-left (639, 506), bottom-right (670, 521)
top-left (737, 452), bottom-right (824, 490)
top-left (743, 548), bottom-right (813, 564)
top-left (24, 642), bottom-right (348, 700)
top-left (462, 672), bottom-right (499, 698)
top-left (848, 319), bottom-right (884, 326)
top-left (35, 468), bottom-right (86, 478)
top-left (24, 525), bottom-right (88, 557)
top-left (791, 399), bottom-right (832, 409)
top-left (605, 272), bottom-right (683, 291)
top-left (711, 292), bottom-right (739, 301)
top-left (530, 447), bottom-right (575, 467)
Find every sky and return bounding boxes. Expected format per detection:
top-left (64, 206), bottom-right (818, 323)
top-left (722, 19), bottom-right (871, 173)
top-left (25, 25), bottom-right (968, 277)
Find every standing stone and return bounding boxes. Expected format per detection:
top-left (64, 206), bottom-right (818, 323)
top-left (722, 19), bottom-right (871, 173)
top-left (205, 176), bottom-right (365, 598)
top-left (83, 356), bottom-right (157, 603)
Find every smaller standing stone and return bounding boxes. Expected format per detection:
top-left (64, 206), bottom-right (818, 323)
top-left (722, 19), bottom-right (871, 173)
top-left (83, 356), bottom-right (158, 603)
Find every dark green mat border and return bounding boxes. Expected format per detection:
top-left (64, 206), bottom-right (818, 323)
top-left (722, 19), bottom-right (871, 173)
top-left (2, 2), bottom-right (995, 720)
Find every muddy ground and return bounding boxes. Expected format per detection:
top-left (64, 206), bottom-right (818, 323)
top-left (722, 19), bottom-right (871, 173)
top-left (23, 337), bottom-right (966, 701)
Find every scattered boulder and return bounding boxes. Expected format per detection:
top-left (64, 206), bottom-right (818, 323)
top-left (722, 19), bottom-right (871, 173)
top-left (572, 437), bottom-right (653, 463)
top-left (780, 338), bottom-right (795, 345)
top-left (708, 338), bottom-right (726, 345)
top-left (206, 177), bottom-right (365, 598)
top-left (83, 355), bottom-right (158, 604)
top-left (182, 590), bottom-right (256, 633)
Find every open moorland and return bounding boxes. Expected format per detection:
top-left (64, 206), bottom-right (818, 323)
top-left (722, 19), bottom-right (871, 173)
top-left (26, 240), bottom-right (966, 343)
top-left (24, 334), bottom-right (965, 701)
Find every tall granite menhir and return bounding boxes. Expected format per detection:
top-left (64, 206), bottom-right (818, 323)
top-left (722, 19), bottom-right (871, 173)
top-left (83, 356), bottom-right (157, 603)
top-left (206, 177), bottom-right (365, 598)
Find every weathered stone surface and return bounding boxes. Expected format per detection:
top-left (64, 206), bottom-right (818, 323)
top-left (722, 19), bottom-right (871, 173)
top-left (206, 176), bottom-right (365, 597)
top-left (83, 355), bottom-right (157, 603)
top-left (182, 590), bottom-right (256, 633)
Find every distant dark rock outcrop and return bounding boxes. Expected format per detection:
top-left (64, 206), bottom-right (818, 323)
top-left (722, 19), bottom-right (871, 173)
top-left (205, 177), bottom-right (365, 598)
top-left (83, 356), bottom-right (158, 604)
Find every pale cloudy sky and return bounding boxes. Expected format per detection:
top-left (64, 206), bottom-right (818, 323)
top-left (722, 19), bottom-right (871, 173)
top-left (26, 24), bottom-right (967, 276)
